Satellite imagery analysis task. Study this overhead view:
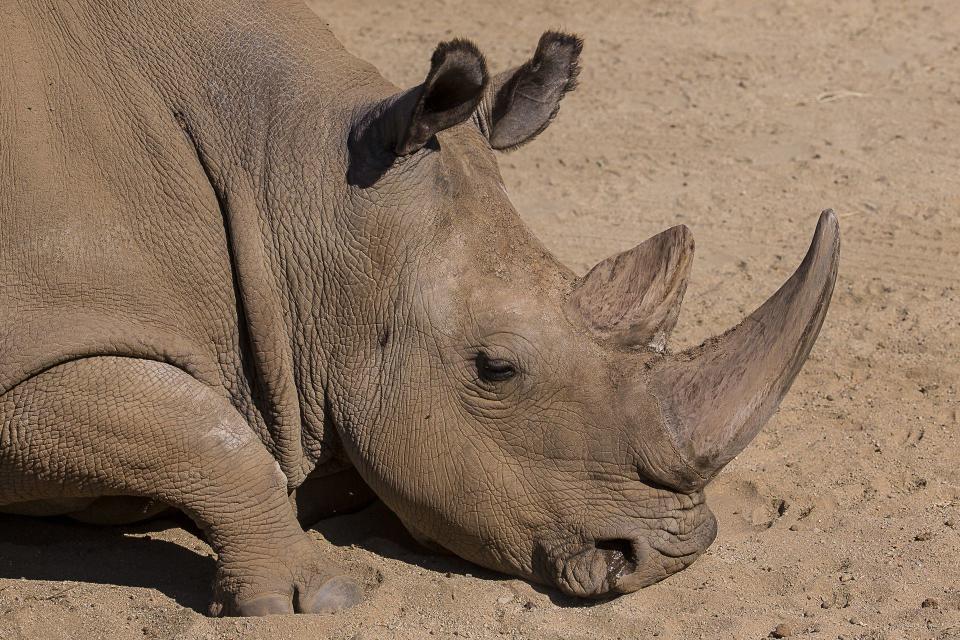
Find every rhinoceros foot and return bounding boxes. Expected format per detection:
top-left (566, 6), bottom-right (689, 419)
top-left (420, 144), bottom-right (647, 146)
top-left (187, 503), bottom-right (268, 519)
top-left (210, 537), bottom-right (363, 616)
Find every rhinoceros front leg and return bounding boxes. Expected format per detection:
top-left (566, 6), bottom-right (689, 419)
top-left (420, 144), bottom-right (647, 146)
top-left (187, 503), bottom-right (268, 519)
top-left (0, 356), bottom-right (361, 616)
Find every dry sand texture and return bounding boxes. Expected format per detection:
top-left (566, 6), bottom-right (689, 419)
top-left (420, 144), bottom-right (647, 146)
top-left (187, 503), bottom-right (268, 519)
top-left (1, 1), bottom-right (958, 638)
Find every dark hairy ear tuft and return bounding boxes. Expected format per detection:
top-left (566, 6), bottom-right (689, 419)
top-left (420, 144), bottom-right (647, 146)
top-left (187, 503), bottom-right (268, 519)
top-left (533, 30), bottom-right (584, 93)
top-left (479, 30), bottom-right (583, 151)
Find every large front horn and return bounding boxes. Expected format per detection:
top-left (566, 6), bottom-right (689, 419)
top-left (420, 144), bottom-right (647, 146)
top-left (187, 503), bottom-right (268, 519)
top-left (651, 210), bottom-right (840, 480)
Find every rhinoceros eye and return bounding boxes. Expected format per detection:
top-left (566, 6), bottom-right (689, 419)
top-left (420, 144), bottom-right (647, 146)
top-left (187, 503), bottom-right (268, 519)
top-left (475, 351), bottom-right (517, 383)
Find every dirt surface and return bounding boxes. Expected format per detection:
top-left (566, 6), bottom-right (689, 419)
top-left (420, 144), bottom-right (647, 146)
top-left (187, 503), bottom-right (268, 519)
top-left (2, 1), bottom-right (958, 638)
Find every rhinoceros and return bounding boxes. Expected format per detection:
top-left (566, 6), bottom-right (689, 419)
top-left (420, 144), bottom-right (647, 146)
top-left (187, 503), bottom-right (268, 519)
top-left (0, 0), bottom-right (839, 617)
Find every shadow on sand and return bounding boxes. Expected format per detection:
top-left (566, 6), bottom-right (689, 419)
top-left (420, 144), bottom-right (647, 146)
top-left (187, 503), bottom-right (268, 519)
top-left (0, 512), bottom-right (213, 613)
top-left (311, 501), bottom-right (608, 609)
top-left (0, 500), bottom-right (602, 613)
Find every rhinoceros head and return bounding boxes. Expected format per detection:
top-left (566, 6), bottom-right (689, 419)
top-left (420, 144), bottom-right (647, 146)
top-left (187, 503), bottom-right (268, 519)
top-left (333, 33), bottom-right (839, 598)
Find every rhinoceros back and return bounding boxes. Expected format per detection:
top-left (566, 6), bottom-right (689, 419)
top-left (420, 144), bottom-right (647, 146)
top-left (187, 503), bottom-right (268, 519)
top-left (0, 3), bottom-right (243, 398)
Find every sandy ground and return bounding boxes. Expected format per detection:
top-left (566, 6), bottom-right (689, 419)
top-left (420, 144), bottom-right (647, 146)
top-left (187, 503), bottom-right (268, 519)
top-left (2, 1), bottom-right (958, 638)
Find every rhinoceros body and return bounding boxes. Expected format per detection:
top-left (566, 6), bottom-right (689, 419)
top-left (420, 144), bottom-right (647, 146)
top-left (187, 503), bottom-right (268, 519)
top-left (1, 0), bottom-right (391, 487)
top-left (0, 0), bottom-right (838, 616)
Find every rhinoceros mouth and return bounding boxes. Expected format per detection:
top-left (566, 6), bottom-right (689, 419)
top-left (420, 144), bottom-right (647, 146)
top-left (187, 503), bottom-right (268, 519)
top-left (535, 503), bottom-right (717, 598)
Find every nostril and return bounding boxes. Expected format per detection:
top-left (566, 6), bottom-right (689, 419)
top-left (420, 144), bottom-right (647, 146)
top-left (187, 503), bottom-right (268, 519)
top-left (595, 538), bottom-right (639, 580)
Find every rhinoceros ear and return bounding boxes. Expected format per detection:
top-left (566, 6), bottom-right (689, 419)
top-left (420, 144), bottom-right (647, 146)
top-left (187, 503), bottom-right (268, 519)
top-left (357, 39), bottom-right (489, 157)
top-left (476, 31), bottom-right (582, 151)
top-left (566, 225), bottom-right (694, 352)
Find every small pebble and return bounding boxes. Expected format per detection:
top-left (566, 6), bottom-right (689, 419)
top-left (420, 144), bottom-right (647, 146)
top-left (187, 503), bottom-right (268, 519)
top-left (771, 622), bottom-right (796, 638)
top-left (921, 598), bottom-right (939, 609)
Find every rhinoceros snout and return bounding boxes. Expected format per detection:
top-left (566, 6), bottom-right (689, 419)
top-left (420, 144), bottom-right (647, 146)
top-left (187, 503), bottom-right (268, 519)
top-left (540, 501), bottom-right (718, 598)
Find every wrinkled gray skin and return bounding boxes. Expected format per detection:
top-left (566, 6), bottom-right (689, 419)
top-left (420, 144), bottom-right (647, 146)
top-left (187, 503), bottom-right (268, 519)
top-left (0, 0), bottom-right (838, 616)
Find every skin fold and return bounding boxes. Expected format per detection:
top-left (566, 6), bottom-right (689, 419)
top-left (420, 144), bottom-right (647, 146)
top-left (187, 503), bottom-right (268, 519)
top-left (0, 0), bottom-right (837, 616)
